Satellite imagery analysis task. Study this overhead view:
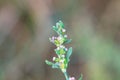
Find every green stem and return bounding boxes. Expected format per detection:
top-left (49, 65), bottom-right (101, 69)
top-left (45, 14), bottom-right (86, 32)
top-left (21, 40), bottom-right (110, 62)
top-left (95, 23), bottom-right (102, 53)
top-left (63, 71), bottom-right (69, 80)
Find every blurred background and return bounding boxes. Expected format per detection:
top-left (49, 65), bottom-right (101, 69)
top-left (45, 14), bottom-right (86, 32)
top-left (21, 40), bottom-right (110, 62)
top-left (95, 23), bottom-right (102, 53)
top-left (0, 0), bottom-right (120, 80)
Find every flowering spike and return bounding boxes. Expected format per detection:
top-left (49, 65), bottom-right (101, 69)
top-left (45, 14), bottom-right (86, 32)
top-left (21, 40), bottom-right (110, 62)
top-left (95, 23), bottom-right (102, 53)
top-left (45, 20), bottom-right (82, 80)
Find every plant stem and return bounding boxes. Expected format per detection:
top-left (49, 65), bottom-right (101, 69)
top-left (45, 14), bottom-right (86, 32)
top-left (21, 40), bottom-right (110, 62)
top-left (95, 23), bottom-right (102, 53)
top-left (63, 71), bottom-right (69, 80)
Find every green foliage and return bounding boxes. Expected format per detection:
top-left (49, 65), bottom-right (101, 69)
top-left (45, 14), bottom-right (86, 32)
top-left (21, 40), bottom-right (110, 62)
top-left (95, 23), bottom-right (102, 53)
top-left (45, 60), bottom-right (59, 69)
top-left (45, 20), bottom-right (82, 80)
top-left (66, 47), bottom-right (72, 62)
top-left (64, 39), bottom-right (72, 44)
top-left (45, 60), bottom-right (54, 66)
top-left (78, 74), bottom-right (83, 80)
top-left (47, 21), bottom-right (71, 72)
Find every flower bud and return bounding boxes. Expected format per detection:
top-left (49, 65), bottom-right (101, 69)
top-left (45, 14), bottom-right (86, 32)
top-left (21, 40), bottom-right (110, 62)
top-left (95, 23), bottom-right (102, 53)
top-left (62, 29), bottom-right (66, 32)
top-left (52, 57), bottom-right (56, 61)
top-left (69, 77), bottom-right (75, 80)
top-left (64, 35), bottom-right (67, 38)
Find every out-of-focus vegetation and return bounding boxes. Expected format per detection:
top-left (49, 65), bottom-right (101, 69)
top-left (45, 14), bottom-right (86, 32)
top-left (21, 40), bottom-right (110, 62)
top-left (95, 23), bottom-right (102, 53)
top-left (0, 0), bottom-right (120, 80)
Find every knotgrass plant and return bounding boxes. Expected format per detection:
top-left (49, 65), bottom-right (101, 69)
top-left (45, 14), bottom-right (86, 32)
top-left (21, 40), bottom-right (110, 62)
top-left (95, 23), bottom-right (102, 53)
top-left (45, 21), bottom-right (83, 80)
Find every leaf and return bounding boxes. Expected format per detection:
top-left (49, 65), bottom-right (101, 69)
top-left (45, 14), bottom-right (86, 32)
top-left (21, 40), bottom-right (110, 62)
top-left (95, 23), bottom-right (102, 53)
top-left (66, 47), bottom-right (72, 62)
top-left (64, 39), bottom-right (72, 44)
top-left (78, 74), bottom-right (83, 80)
top-left (60, 49), bottom-right (66, 54)
top-left (54, 49), bottom-right (59, 55)
top-left (45, 60), bottom-right (59, 69)
top-left (59, 20), bottom-right (64, 28)
top-left (55, 48), bottom-right (66, 55)
top-left (45, 60), bottom-right (54, 66)
top-left (54, 40), bottom-right (60, 46)
top-left (52, 26), bottom-right (58, 32)
top-left (52, 63), bottom-right (59, 68)
top-left (57, 22), bottom-right (60, 27)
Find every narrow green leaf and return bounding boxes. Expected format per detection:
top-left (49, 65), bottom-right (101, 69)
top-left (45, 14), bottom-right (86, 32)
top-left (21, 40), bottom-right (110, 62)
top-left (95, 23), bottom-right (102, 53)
top-left (45, 60), bottom-right (59, 69)
top-left (56, 22), bottom-right (60, 28)
top-left (52, 26), bottom-right (58, 32)
top-left (59, 20), bottom-right (64, 28)
top-left (66, 47), bottom-right (72, 62)
top-left (45, 60), bottom-right (54, 66)
top-left (54, 49), bottom-right (60, 55)
top-left (64, 39), bottom-right (72, 44)
top-left (52, 63), bottom-right (59, 68)
top-left (79, 74), bottom-right (83, 80)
